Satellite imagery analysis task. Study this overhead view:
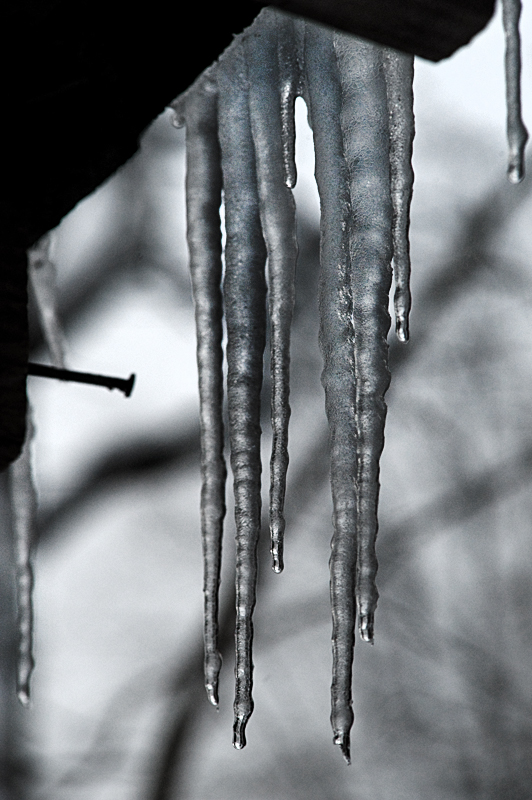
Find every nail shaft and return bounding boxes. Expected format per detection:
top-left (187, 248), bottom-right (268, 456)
top-left (27, 363), bottom-right (135, 397)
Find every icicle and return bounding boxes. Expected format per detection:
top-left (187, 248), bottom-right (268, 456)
top-left (8, 409), bottom-right (37, 707)
top-left (28, 233), bottom-right (66, 368)
top-left (277, 12), bottom-right (302, 189)
top-left (183, 69), bottom-right (226, 708)
top-left (217, 39), bottom-right (268, 750)
top-left (502, 0), bottom-right (528, 183)
top-left (383, 50), bottom-right (415, 343)
top-left (246, 9), bottom-right (298, 575)
top-left (334, 35), bottom-right (393, 644)
top-left (304, 22), bottom-right (358, 765)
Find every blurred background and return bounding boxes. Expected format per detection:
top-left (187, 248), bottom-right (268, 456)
top-left (4, 3), bottom-right (532, 798)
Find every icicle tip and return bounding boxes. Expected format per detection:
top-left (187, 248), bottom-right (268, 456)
top-left (270, 534), bottom-right (284, 573)
top-left (395, 314), bottom-right (409, 343)
top-left (334, 732), bottom-right (351, 765)
top-left (17, 686), bottom-right (31, 708)
top-left (507, 155), bottom-right (526, 184)
top-left (232, 715), bottom-right (248, 749)
top-left (206, 681), bottom-right (220, 708)
top-left (359, 613), bottom-right (375, 644)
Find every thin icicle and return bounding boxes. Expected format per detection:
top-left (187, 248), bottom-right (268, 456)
top-left (335, 35), bottom-right (393, 645)
top-left (502, 0), bottom-right (528, 183)
top-left (246, 9), bottom-right (298, 574)
top-left (8, 409), bottom-right (37, 707)
top-left (304, 22), bottom-right (357, 765)
top-left (383, 50), bottom-right (415, 343)
top-left (28, 233), bottom-right (66, 368)
top-left (217, 39), bottom-right (268, 750)
top-left (184, 69), bottom-right (226, 708)
top-left (277, 11), bottom-right (302, 189)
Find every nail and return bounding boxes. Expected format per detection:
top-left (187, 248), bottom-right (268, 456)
top-left (27, 363), bottom-right (136, 398)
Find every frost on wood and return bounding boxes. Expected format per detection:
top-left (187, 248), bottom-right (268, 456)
top-left (173, 4), bottom-right (527, 759)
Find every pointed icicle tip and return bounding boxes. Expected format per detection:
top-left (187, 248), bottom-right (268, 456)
top-left (270, 541), bottom-right (284, 573)
top-left (233, 716), bottom-right (248, 750)
top-left (395, 315), bottom-right (409, 343)
top-left (17, 688), bottom-right (30, 708)
top-left (359, 613), bottom-right (375, 644)
top-left (508, 159), bottom-right (525, 184)
top-left (206, 682), bottom-right (220, 708)
top-left (334, 733), bottom-right (351, 765)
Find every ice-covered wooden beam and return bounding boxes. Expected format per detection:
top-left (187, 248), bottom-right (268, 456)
top-left (265, 0), bottom-right (496, 60)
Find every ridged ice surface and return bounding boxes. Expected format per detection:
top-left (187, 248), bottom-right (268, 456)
top-left (8, 411), bottom-right (37, 707)
top-left (502, 0), bottom-right (528, 183)
top-left (172, 6), bottom-right (529, 759)
top-left (383, 50), bottom-right (415, 343)
top-left (245, 11), bottom-right (298, 575)
top-left (183, 69), bottom-right (226, 708)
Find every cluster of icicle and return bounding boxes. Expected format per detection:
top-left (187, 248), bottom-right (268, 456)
top-left (172, 1), bottom-right (528, 762)
top-left (172, 8), bottom-right (414, 762)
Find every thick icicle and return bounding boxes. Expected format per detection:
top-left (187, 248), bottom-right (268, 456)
top-left (28, 233), bottom-right (66, 368)
top-left (304, 22), bottom-right (358, 765)
top-left (335, 35), bottom-right (393, 644)
top-left (502, 0), bottom-right (528, 183)
top-left (217, 40), bottom-right (268, 750)
top-left (246, 9), bottom-right (298, 574)
top-left (183, 70), bottom-right (226, 708)
top-left (383, 50), bottom-right (415, 343)
top-left (8, 410), bottom-right (37, 707)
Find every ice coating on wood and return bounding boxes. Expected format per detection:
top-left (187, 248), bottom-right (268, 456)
top-left (184, 70), bottom-right (226, 708)
top-left (28, 233), bottom-right (66, 368)
top-left (335, 34), bottom-right (393, 647)
top-left (217, 39), bottom-right (268, 750)
top-left (8, 410), bottom-right (37, 707)
top-left (246, 9), bottom-right (298, 574)
top-left (383, 50), bottom-right (415, 343)
top-left (304, 22), bottom-right (357, 765)
top-left (502, 0), bottom-right (528, 183)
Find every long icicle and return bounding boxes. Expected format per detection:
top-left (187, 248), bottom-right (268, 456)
top-left (246, 9), bottom-right (298, 574)
top-left (217, 39), bottom-right (268, 750)
top-left (277, 12), bottom-right (302, 190)
top-left (502, 0), bottom-right (528, 183)
top-left (383, 50), bottom-right (415, 343)
top-left (8, 409), bottom-right (37, 706)
top-left (334, 35), bottom-right (393, 645)
top-left (304, 21), bottom-right (358, 765)
top-left (183, 70), bottom-right (226, 708)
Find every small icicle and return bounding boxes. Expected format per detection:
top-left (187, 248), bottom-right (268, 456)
top-left (8, 409), bottom-right (37, 707)
top-left (217, 39), bottom-right (268, 749)
top-left (334, 35), bottom-right (393, 644)
top-left (28, 233), bottom-right (66, 368)
top-left (304, 21), bottom-right (357, 765)
top-left (277, 12), bottom-right (302, 189)
top-left (183, 70), bottom-right (226, 708)
top-left (502, 0), bottom-right (528, 183)
top-left (383, 50), bottom-right (415, 343)
top-left (246, 10), bottom-right (298, 575)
